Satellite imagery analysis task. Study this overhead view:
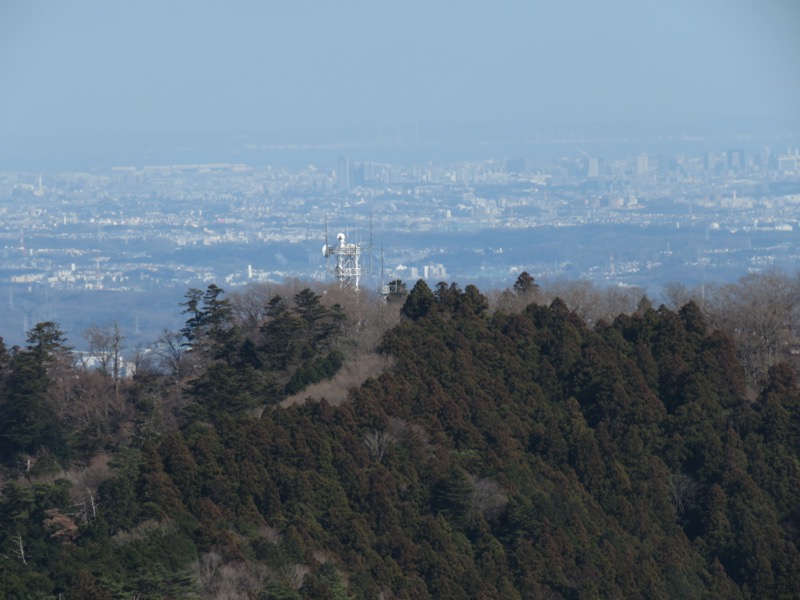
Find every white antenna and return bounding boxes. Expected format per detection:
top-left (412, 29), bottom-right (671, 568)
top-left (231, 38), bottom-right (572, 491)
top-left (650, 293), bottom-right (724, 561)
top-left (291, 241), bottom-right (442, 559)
top-left (324, 216), bottom-right (330, 270)
top-left (368, 212), bottom-right (374, 283)
top-left (322, 228), bottom-right (361, 289)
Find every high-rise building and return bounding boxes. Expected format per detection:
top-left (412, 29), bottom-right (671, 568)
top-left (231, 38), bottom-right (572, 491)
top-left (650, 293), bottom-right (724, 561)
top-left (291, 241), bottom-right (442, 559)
top-left (336, 157), bottom-right (350, 191)
top-left (350, 162), bottom-right (365, 187)
top-left (636, 153), bottom-right (649, 177)
top-left (587, 157), bottom-right (601, 178)
top-left (727, 149), bottom-right (745, 172)
top-left (759, 147), bottom-right (772, 171)
top-left (704, 152), bottom-right (720, 174)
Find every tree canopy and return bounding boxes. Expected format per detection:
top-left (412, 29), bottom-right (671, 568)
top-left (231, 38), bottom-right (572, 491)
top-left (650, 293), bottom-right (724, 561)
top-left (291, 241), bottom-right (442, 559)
top-left (1, 279), bottom-right (800, 598)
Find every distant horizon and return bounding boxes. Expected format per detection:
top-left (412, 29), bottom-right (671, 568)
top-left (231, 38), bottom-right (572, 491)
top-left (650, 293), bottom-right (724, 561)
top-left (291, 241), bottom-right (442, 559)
top-left (3, 0), bottom-right (799, 166)
top-left (2, 117), bottom-right (799, 171)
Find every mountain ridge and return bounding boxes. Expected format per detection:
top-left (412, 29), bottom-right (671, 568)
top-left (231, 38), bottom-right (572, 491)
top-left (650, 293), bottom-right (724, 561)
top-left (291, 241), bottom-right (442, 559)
top-left (0, 277), bottom-right (799, 598)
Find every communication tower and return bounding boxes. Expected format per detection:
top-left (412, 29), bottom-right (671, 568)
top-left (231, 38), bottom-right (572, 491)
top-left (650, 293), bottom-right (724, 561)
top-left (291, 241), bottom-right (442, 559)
top-left (378, 245), bottom-right (401, 301)
top-left (323, 231), bottom-right (362, 289)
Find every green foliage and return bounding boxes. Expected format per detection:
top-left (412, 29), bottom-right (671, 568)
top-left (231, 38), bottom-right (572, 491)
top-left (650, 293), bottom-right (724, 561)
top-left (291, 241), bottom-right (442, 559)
top-left (25, 321), bottom-right (71, 359)
top-left (401, 279), bottom-right (435, 320)
top-left (0, 324), bottom-right (71, 462)
top-left (189, 361), bottom-right (274, 417)
top-left (259, 288), bottom-right (345, 396)
top-left (181, 284), bottom-right (233, 344)
top-left (285, 350), bottom-right (346, 395)
top-left (512, 271), bottom-right (538, 295)
top-left (1, 281), bottom-right (800, 598)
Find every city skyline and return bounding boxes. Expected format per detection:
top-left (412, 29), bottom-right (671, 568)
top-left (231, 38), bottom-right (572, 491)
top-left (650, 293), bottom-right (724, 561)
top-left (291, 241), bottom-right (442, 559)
top-left (2, 138), bottom-right (800, 348)
top-left (2, 0), bottom-right (800, 349)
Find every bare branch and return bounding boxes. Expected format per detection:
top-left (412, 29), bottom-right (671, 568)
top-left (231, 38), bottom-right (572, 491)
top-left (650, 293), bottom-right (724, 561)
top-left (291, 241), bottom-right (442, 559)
top-left (363, 429), bottom-right (394, 463)
top-left (11, 532), bottom-right (27, 565)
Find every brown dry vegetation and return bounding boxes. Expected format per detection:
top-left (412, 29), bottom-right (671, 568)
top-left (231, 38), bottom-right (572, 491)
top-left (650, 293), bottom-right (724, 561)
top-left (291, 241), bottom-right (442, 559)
top-left (281, 353), bottom-right (394, 407)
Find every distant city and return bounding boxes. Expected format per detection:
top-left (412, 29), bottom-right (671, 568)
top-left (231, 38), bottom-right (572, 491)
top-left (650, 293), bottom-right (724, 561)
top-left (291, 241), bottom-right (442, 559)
top-left (2, 127), bottom-right (800, 349)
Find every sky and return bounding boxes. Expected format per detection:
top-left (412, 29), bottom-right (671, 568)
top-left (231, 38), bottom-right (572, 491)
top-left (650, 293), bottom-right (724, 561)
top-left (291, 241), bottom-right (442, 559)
top-left (1, 0), bottom-right (798, 145)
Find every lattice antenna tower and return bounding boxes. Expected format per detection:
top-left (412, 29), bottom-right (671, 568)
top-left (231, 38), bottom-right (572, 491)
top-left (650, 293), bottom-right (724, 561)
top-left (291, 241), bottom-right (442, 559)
top-left (379, 245), bottom-right (390, 300)
top-left (322, 227), bottom-right (362, 290)
top-left (324, 216), bottom-right (329, 270)
top-left (368, 212), bottom-right (374, 283)
top-left (378, 245), bottom-right (400, 301)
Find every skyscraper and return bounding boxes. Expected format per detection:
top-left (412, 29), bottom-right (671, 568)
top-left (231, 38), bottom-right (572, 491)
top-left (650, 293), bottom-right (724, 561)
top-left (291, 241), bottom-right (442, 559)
top-left (337, 157), bottom-right (350, 191)
top-left (727, 149), bottom-right (745, 172)
top-left (636, 153), bottom-right (649, 177)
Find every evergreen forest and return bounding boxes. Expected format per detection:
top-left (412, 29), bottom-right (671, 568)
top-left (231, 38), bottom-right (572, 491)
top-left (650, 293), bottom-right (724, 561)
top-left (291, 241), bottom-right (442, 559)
top-left (2, 272), bottom-right (800, 599)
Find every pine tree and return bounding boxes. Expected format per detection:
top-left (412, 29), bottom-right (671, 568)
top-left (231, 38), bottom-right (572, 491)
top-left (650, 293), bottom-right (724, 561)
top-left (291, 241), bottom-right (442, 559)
top-left (0, 323), bottom-right (71, 460)
top-left (401, 280), bottom-right (435, 321)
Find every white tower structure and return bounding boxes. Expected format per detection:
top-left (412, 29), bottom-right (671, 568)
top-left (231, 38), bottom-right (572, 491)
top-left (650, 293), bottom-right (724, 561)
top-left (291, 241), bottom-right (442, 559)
top-left (323, 232), bottom-right (361, 289)
top-left (378, 245), bottom-right (400, 302)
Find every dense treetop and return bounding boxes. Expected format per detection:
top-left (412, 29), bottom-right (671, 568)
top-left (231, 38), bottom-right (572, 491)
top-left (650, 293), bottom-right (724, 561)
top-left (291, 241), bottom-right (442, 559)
top-left (1, 273), bottom-right (800, 598)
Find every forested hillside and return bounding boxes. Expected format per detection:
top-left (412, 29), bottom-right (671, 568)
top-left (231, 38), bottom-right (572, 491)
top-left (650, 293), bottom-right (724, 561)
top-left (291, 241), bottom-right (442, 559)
top-left (1, 275), bottom-right (800, 598)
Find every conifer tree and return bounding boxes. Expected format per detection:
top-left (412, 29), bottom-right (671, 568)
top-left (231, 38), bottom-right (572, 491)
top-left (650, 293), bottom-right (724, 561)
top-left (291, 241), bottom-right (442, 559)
top-left (0, 323), bottom-right (70, 461)
top-left (401, 280), bottom-right (435, 320)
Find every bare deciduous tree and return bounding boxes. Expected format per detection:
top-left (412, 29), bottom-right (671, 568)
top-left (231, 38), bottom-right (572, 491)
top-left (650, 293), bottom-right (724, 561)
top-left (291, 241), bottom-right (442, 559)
top-left (82, 322), bottom-right (124, 378)
top-left (537, 279), bottom-right (646, 325)
top-left (129, 345), bottom-right (158, 380)
top-left (662, 281), bottom-right (698, 311)
top-left (44, 508), bottom-right (79, 542)
top-left (669, 473), bottom-right (699, 516)
top-left (363, 429), bottom-right (394, 463)
top-left (11, 532), bottom-right (27, 564)
top-left (152, 329), bottom-right (190, 380)
top-left (468, 476), bottom-right (509, 523)
top-left (281, 563), bottom-right (311, 590)
top-left (67, 369), bottom-right (117, 423)
top-left (701, 270), bottom-right (800, 382)
top-left (229, 282), bottom-right (278, 332)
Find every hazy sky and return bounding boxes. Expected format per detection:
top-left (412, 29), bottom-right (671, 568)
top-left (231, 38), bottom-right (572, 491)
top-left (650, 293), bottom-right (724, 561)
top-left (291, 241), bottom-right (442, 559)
top-left (1, 0), bottom-right (798, 141)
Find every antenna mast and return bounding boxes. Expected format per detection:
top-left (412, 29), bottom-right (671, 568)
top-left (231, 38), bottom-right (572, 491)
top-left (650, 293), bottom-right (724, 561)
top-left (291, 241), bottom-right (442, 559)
top-left (369, 212), bottom-right (374, 284)
top-left (322, 229), bottom-right (361, 290)
top-left (324, 216), bottom-right (329, 269)
top-left (378, 244), bottom-right (398, 301)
